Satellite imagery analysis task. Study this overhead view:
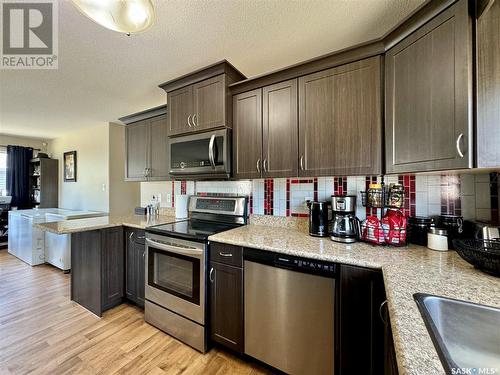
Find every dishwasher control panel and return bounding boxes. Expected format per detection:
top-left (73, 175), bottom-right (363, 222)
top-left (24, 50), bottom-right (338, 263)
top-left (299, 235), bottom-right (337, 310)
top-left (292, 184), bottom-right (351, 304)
top-left (246, 248), bottom-right (337, 277)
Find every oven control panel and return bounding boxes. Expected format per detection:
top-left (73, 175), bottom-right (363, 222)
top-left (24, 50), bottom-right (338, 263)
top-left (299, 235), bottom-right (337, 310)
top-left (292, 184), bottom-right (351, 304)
top-left (195, 198), bottom-right (236, 211)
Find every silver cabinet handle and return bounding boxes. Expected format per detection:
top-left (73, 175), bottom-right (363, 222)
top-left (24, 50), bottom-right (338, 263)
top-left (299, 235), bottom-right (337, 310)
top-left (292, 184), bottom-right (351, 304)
top-left (300, 155), bottom-right (304, 171)
top-left (379, 300), bottom-right (388, 324)
top-left (129, 232), bottom-right (134, 241)
top-left (219, 252), bottom-right (233, 257)
top-left (256, 158), bottom-right (261, 173)
top-left (208, 134), bottom-right (216, 168)
top-left (144, 167), bottom-right (147, 177)
top-left (209, 267), bottom-right (215, 283)
top-left (263, 158), bottom-right (268, 172)
top-left (137, 235), bottom-right (145, 240)
top-left (456, 133), bottom-right (464, 158)
top-left (187, 115), bottom-right (192, 128)
top-left (192, 114), bottom-right (197, 127)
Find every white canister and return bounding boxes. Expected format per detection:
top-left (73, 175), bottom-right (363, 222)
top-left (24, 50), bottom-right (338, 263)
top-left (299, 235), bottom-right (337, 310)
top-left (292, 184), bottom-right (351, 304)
top-left (175, 195), bottom-right (189, 219)
top-left (427, 228), bottom-right (449, 251)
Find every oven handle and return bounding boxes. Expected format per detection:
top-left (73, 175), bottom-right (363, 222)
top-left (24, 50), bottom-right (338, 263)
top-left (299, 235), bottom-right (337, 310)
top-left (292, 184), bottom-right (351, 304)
top-left (146, 238), bottom-right (203, 257)
top-left (208, 134), bottom-right (216, 169)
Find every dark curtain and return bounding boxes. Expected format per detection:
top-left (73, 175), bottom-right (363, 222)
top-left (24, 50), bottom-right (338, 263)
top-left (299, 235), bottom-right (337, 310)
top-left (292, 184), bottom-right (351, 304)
top-left (7, 146), bottom-right (33, 209)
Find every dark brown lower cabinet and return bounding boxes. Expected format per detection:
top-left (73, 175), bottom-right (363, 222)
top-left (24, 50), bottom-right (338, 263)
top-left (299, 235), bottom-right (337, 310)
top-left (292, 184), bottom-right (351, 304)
top-left (71, 227), bottom-right (124, 317)
top-left (209, 260), bottom-right (244, 353)
top-left (338, 264), bottom-right (385, 375)
top-left (125, 227), bottom-right (146, 308)
top-left (382, 301), bottom-right (399, 375)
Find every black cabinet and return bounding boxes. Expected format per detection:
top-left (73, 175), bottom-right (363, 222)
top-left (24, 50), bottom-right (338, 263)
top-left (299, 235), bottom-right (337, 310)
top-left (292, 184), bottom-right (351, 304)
top-left (71, 227), bottom-right (125, 317)
top-left (381, 300), bottom-right (399, 375)
top-left (338, 264), bottom-right (385, 375)
top-left (209, 243), bottom-right (244, 353)
top-left (125, 227), bottom-right (146, 308)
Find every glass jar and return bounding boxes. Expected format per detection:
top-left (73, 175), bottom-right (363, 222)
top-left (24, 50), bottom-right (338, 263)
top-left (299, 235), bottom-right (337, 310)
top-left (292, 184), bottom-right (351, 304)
top-left (367, 183), bottom-right (383, 208)
top-left (387, 184), bottom-right (404, 208)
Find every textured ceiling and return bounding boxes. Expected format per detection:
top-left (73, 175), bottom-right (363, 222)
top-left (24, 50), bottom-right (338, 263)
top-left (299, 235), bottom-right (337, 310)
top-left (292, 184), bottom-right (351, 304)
top-left (0, 0), bottom-right (425, 139)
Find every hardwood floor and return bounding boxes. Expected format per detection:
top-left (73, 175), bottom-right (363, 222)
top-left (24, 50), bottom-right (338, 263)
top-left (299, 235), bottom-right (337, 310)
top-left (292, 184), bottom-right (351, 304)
top-left (0, 250), bottom-right (272, 375)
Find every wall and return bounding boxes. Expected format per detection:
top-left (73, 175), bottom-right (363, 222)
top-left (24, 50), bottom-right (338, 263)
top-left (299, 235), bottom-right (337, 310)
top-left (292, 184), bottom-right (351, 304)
top-left (108, 123), bottom-right (140, 215)
top-left (140, 172), bottom-right (500, 222)
top-left (0, 134), bottom-right (50, 151)
top-left (49, 124), bottom-right (109, 211)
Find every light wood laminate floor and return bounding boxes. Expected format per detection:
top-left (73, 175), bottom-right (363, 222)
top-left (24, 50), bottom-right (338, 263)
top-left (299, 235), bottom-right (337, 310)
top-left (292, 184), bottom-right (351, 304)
top-left (0, 250), bottom-right (272, 375)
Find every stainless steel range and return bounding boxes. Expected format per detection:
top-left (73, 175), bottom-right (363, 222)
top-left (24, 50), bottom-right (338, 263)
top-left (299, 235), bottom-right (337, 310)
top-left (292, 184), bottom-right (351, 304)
top-left (144, 195), bottom-right (247, 352)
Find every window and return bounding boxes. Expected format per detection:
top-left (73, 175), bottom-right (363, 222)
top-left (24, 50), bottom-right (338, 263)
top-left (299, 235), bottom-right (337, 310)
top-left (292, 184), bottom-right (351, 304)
top-left (0, 146), bottom-right (7, 195)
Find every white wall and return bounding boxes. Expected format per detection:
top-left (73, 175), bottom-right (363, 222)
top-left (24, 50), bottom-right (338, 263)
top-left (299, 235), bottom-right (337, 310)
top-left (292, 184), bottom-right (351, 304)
top-left (0, 134), bottom-right (50, 150)
top-left (49, 124), bottom-right (109, 212)
top-left (108, 123), bottom-right (140, 215)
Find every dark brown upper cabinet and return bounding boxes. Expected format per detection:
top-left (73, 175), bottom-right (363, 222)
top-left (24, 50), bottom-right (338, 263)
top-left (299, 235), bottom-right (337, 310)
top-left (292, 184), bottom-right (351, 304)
top-left (233, 79), bottom-right (298, 179)
top-left (385, 0), bottom-right (473, 173)
top-left (233, 89), bottom-right (263, 179)
top-left (167, 86), bottom-right (193, 136)
top-left (477, 0), bottom-right (500, 168)
top-left (159, 61), bottom-right (246, 138)
top-left (262, 80), bottom-right (298, 178)
top-left (121, 106), bottom-right (169, 182)
top-left (193, 75), bottom-right (226, 131)
top-left (298, 56), bottom-right (382, 177)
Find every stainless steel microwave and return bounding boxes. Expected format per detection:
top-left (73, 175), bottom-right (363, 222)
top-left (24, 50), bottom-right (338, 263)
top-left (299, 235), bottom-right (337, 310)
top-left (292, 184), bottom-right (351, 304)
top-left (168, 129), bottom-right (231, 179)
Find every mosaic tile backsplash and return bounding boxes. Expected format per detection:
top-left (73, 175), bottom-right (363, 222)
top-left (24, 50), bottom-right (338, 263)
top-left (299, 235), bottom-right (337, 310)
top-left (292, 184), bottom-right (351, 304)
top-left (141, 172), bottom-right (499, 222)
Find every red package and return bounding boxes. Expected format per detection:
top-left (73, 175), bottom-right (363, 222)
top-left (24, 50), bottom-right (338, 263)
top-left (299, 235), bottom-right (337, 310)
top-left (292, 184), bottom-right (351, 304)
top-left (382, 209), bottom-right (407, 246)
top-left (361, 216), bottom-right (385, 245)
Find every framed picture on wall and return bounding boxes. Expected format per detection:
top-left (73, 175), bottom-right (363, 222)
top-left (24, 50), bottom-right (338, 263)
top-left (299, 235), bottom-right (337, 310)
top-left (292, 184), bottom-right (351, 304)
top-left (63, 151), bottom-right (77, 182)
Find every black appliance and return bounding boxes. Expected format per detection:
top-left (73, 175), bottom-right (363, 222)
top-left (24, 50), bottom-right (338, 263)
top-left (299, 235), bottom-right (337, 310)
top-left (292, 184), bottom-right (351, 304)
top-left (144, 196), bottom-right (247, 353)
top-left (307, 201), bottom-right (330, 237)
top-left (168, 129), bottom-right (231, 179)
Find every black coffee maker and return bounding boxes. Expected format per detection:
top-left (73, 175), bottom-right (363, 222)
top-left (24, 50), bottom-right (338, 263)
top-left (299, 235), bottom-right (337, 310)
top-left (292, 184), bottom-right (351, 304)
top-left (307, 201), bottom-right (331, 237)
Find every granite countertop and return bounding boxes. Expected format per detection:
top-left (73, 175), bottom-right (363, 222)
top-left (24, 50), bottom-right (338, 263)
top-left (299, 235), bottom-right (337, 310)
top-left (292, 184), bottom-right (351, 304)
top-left (35, 214), bottom-right (180, 234)
top-left (208, 225), bottom-right (500, 375)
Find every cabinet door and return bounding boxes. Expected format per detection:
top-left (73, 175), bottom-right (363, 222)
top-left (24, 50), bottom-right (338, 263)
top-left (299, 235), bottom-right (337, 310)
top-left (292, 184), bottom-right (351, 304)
top-left (339, 265), bottom-right (385, 375)
top-left (125, 120), bottom-right (150, 181)
top-left (385, 0), bottom-right (472, 173)
top-left (209, 261), bottom-right (243, 353)
top-left (193, 75), bottom-right (226, 131)
top-left (477, 0), bottom-right (500, 168)
top-left (298, 56), bottom-right (382, 176)
top-left (101, 227), bottom-right (124, 311)
top-left (149, 115), bottom-right (169, 180)
top-left (71, 230), bottom-right (102, 316)
top-left (262, 79), bottom-right (298, 178)
top-left (168, 86), bottom-right (193, 136)
top-left (125, 229), bottom-right (138, 304)
top-left (233, 89), bottom-right (263, 179)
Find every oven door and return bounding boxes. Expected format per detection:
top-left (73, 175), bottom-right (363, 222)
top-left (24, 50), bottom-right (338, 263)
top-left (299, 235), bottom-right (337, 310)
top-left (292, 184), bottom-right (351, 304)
top-left (145, 233), bottom-right (206, 325)
top-left (168, 129), bottom-right (231, 178)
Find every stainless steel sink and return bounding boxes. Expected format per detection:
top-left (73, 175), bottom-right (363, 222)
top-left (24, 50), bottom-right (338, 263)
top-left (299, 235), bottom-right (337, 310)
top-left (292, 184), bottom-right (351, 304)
top-left (414, 293), bottom-right (500, 374)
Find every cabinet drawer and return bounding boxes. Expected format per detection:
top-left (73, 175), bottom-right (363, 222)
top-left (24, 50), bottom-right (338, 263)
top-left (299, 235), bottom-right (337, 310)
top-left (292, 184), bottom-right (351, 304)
top-left (210, 242), bottom-right (243, 267)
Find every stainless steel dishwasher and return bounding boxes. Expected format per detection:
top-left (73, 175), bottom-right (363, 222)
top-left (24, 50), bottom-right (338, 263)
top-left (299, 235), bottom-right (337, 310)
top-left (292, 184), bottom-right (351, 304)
top-left (244, 248), bottom-right (336, 375)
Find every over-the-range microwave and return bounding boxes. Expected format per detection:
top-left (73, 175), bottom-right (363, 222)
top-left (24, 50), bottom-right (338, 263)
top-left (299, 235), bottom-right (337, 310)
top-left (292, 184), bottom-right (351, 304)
top-left (168, 128), bottom-right (231, 179)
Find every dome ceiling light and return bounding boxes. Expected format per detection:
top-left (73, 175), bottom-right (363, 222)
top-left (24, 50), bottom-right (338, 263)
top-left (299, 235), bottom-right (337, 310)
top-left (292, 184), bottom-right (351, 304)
top-left (71, 0), bottom-right (155, 36)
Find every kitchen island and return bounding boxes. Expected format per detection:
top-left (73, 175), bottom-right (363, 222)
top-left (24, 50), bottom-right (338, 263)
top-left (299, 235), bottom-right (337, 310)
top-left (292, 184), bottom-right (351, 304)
top-left (35, 214), bottom-right (181, 316)
top-left (209, 224), bottom-right (500, 375)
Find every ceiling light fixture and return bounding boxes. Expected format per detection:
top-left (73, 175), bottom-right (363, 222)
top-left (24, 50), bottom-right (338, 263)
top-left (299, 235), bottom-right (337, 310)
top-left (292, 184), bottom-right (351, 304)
top-left (71, 0), bottom-right (155, 36)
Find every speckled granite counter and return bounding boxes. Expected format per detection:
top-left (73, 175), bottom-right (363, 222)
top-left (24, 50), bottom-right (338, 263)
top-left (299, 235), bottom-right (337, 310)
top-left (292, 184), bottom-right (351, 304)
top-left (35, 214), bottom-right (180, 234)
top-left (208, 225), bottom-right (500, 375)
